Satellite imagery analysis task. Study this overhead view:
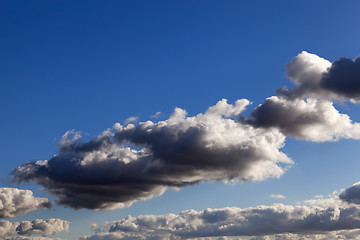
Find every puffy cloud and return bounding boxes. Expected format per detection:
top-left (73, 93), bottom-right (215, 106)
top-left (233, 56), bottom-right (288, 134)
top-left (248, 96), bottom-right (360, 141)
top-left (277, 51), bottom-right (332, 100)
top-left (16, 219), bottom-right (70, 236)
top-left (247, 51), bottom-right (360, 141)
top-left (5, 237), bottom-right (63, 240)
top-left (12, 99), bottom-right (292, 210)
top-left (339, 182), bottom-right (360, 204)
top-left (79, 198), bottom-right (360, 239)
top-left (0, 220), bottom-right (18, 237)
top-left (0, 188), bottom-right (51, 218)
top-left (79, 185), bottom-right (360, 240)
top-left (254, 230), bottom-right (360, 240)
top-left (321, 57), bottom-right (360, 100)
top-left (0, 219), bottom-right (68, 237)
top-left (277, 51), bottom-right (360, 101)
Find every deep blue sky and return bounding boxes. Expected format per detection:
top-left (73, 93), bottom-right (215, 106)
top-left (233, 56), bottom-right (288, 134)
top-left (1, 1), bottom-right (360, 239)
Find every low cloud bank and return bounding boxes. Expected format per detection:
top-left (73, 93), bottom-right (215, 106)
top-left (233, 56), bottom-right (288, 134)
top-left (79, 185), bottom-right (360, 240)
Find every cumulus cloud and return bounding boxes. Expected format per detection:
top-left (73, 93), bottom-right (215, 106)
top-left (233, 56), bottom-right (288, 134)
top-left (277, 51), bottom-right (360, 101)
top-left (0, 219), bottom-right (68, 237)
top-left (248, 96), bottom-right (360, 141)
top-left (5, 237), bottom-right (63, 240)
top-left (12, 99), bottom-right (292, 210)
top-left (339, 182), bottom-right (360, 205)
top-left (248, 51), bottom-right (360, 141)
top-left (0, 220), bottom-right (18, 237)
top-left (16, 219), bottom-right (69, 236)
top-left (0, 188), bottom-right (51, 218)
top-left (252, 230), bottom-right (360, 240)
top-left (79, 196), bottom-right (360, 239)
top-left (321, 56), bottom-right (360, 100)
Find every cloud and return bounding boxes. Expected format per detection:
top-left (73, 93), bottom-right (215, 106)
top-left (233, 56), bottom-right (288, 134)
top-left (150, 112), bottom-right (162, 119)
top-left (339, 182), bottom-right (360, 204)
top-left (79, 184), bottom-right (360, 239)
top-left (16, 219), bottom-right (70, 236)
top-left (252, 230), bottom-right (360, 240)
top-left (248, 96), bottom-right (360, 141)
top-left (0, 219), bottom-right (68, 237)
top-left (270, 194), bottom-right (286, 199)
top-left (79, 196), bottom-right (360, 239)
top-left (12, 99), bottom-right (292, 210)
top-left (4, 237), bottom-right (63, 240)
top-left (247, 51), bottom-right (360, 141)
top-left (321, 57), bottom-right (360, 100)
top-left (0, 188), bottom-right (51, 218)
top-left (0, 220), bottom-right (18, 237)
top-left (124, 116), bottom-right (139, 124)
top-left (277, 51), bottom-right (360, 102)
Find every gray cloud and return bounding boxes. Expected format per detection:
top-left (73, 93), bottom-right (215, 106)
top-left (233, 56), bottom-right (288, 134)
top-left (248, 51), bottom-right (360, 141)
top-left (0, 220), bottom-right (18, 237)
top-left (0, 219), bottom-right (68, 237)
top-left (278, 51), bottom-right (360, 101)
top-left (12, 99), bottom-right (292, 210)
top-left (339, 182), bottom-right (360, 205)
top-left (16, 219), bottom-right (69, 236)
top-left (0, 188), bottom-right (51, 218)
top-left (5, 237), bottom-right (63, 240)
top-left (80, 183), bottom-right (360, 240)
top-left (248, 96), bottom-right (360, 142)
top-left (79, 197), bottom-right (360, 239)
top-left (321, 57), bottom-right (360, 100)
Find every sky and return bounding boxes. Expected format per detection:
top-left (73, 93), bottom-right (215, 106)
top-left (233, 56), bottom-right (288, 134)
top-left (1, 1), bottom-right (360, 239)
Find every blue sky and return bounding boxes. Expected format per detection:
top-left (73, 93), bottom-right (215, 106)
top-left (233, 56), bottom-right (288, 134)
top-left (2, 1), bottom-right (360, 239)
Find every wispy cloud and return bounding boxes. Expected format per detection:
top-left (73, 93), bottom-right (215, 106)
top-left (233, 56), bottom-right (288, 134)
top-left (124, 116), bottom-right (139, 124)
top-left (270, 194), bottom-right (286, 199)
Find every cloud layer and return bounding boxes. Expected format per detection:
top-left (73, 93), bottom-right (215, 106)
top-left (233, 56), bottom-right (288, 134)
top-left (0, 218), bottom-right (69, 237)
top-left (79, 189), bottom-right (360, 240)
top-left (12, 99), bottom-right (292, 210)
top-left (0, 188), bottom-right (51, 218)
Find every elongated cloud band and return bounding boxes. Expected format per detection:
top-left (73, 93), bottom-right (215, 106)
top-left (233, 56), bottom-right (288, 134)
top-left (12, 99), bottom-right (291, 210)
top-left (80, 185), bottom-right (360, 240)
top-left (0, 188), bottom-right (51, 218)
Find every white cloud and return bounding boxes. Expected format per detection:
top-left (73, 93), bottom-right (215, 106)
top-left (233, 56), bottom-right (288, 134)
top-left (270, 194), bottom-right (286, 199)
top-left (0, 188), bottom-right (51, 218)
top-left (79, 185), bottom-right (360, 240)
top-left (0, 218), bottom-right (68, 237)
top-left (124, 116), bottom-right (139, 124)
